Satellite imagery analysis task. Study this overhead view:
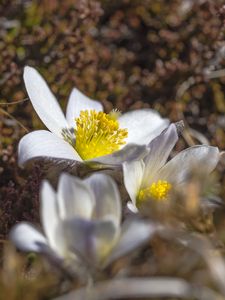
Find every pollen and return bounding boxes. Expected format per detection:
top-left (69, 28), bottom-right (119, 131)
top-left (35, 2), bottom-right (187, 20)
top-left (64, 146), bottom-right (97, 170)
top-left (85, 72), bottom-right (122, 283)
top-left (74, 110), bottom-right (128, 160)
top-left (138, 180), bottom-right (172, 202)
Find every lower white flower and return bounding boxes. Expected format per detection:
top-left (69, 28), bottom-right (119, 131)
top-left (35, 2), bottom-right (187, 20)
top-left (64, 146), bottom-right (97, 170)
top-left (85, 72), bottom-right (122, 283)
top-left (123, 124), bottom-right (220, 209)
top-left (10, 173), bottom-right (156, 269)
top-left (18, 66), bottom-right (169, 168)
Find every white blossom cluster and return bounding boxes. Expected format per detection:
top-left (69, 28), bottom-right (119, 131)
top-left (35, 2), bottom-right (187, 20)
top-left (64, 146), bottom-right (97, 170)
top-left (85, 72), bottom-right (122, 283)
top-left (10, 67), bottom-right (221, 299)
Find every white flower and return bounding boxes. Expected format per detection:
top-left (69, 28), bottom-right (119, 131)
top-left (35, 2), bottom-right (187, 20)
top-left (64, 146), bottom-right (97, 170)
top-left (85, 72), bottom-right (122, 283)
top-left (18, 66), bottom-right (169, 168)
top-left (10, 173), bottom-right (156, 268)
top-left (123, 124), bottom-right (220, 209)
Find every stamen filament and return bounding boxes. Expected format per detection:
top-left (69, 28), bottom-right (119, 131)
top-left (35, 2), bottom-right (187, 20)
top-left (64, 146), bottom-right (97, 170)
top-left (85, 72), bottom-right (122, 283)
top-left (74, 110), bottom-right (128, 160)
top-left (138, 180), bottom-right (172, 203)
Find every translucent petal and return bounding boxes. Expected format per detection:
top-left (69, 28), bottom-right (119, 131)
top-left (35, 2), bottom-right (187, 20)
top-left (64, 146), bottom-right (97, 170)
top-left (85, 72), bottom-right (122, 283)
top-left (84, 173), bottom-right (121, 226)
top-left (123, 160), bottom-right (145, 205)
top-left (118, 109), bottom-right (169, 145)
top-left (24, 66), bottom-right (68, 136)
top-left (66, 88), bottom-right (103, 127)
top-left (57, 173), bottom-right (94, 220)
top-left (158, 145), bottom-right (220, 184)
top-left (10, 222), bottom-right (47, 253)
top-left (18, 130), bottom-right (82, 166)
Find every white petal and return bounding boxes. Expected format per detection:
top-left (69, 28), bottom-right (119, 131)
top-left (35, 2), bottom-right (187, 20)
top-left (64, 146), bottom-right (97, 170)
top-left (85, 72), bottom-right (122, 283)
top-left (40, 181), bottom-right (64, 255)
top-left (18, 130), bottom-right (82, 166)
top-left (57, 173), bottom-right (94, 220)
top-left (89, 144), bottom-right (149, 166)
top-left (54, 278), bottom-right (196, 299)
top-left (106, 219), bottom-right (157, 265)
top-left (10, 222), bottom-right (47, 253)
top-left (158, 145), bottom-right (220, 184)
top-left (63, 218), bottom-right (118, 265)
top-left (84, 173), bottom-right (121, 226)
top-left (66, 88), bottom-right (103, 127)
top-left (24, 66), bottom-right (68, 136)
top-left (142, 124), bottom-right (178, 186)
top-left (118, 109), bottom-right (169, 145)
top-left (127, 201), bottom-right (139, 213)
top-left (123, 160), bottom-right (145, 205)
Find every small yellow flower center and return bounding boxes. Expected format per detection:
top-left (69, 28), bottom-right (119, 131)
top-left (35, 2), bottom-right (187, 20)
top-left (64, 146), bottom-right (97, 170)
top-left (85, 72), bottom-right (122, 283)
top-left (74, 110), bottom-right (128, 160)
top-left (138, 180), bottom-right (172, 203)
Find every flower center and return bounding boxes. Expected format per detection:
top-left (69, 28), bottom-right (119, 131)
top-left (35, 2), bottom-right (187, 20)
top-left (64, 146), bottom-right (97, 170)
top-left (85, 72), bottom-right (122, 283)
top-left (74, 110), bottom-right (128, 160)
top-left (138, 180), bottom-right (172, 203)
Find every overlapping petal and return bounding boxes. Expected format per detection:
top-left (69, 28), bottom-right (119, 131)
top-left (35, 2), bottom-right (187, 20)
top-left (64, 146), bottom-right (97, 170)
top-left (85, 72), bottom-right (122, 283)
top-left (122, 122), bottom-right (220, 209)
top-left (90, 143), bottom-right (149, 166)
top-left (57, 173), bottom-right (94, 220)
top-left (118, 109), bottom-right (169, 145)
top-left (20, 66), bottom-right (169, 168)
top-left (84, 173), bottom-right (121, 226)
top-left (63, 218), bottom-right (118, 265)
top-left (66, 88), bottom-right (103, 128)
top-left (106, 219), bottom-right (157, 265)
top-left (157, 145), bottom-right (220, 184)
top-left (123, 160), bottom-right (145, 204)
top-left (10, 171), bottom-right (157, 270)
top-left (18, 130), bottom-right (82, 166)
top-left (40, 181), bottom-right (61, 254)
top-left (142, 124), bottom-right (178, 186)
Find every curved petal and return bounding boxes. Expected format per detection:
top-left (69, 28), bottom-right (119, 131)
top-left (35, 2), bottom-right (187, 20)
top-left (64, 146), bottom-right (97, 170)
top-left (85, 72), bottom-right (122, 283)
top-left (106, 219), bottom-right (157, 265)
top-left (118, 109), bottom-right (169, 145)
top-left (24, 66), bottom-right (68, 136)
top-left (63, 218), bottom-right (118, 265)
top-left (127, 201), bottom-right (139, 213)
top-left (10, 222), bottom-right (47, 253)
top-left (66, 88), bottom-right (103, 127)
top-left (40, 181), bottom-right (63, 255)
top-left (84, 173), bottom-right (121, 226)
top-left (142, 124), bottom-right (178, 186)
top-left (57, 173), bottom-right (94, 220)
top-left (123, 160), bottom-right (145, 205)
top-left (18, 130), bottom-right (82, 166)
top-left (157, 146), bottom-right (220, 184)
top-left (89, 144), bottom-right (149, 167)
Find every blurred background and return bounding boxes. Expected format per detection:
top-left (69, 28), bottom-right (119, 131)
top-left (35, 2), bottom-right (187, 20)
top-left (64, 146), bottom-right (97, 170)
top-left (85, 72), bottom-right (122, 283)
top-left (1, 0), bottom-right (225, 236)
top-left (0, 1), bottom-right (225, 298)
top-left (0, 0), bottom-right (225, 300)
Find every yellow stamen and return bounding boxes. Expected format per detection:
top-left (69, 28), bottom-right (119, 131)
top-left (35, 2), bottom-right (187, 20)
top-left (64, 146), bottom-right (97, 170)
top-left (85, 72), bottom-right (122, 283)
top-left (108, 109), bottom-right (121, 120)
top-left (74, 110), bottom-right (128, 160)
top-left (138, 180), bottom-right (172, 203)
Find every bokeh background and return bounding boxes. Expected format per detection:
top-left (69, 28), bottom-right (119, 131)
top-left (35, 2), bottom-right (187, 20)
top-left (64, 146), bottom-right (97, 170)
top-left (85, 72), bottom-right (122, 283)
top-left (1, 0), bottom-right (225, 236)
top-left (0, 1), bottom-right (225, 298)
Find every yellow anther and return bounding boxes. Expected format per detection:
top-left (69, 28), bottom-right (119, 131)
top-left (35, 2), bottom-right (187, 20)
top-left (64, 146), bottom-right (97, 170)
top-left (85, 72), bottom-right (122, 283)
top-left (108, 109), bottom-right (121, 120)
top-left (138, 180), bottom-right (172, 203)
top-left (74, 110), bottom-right (128, 160)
